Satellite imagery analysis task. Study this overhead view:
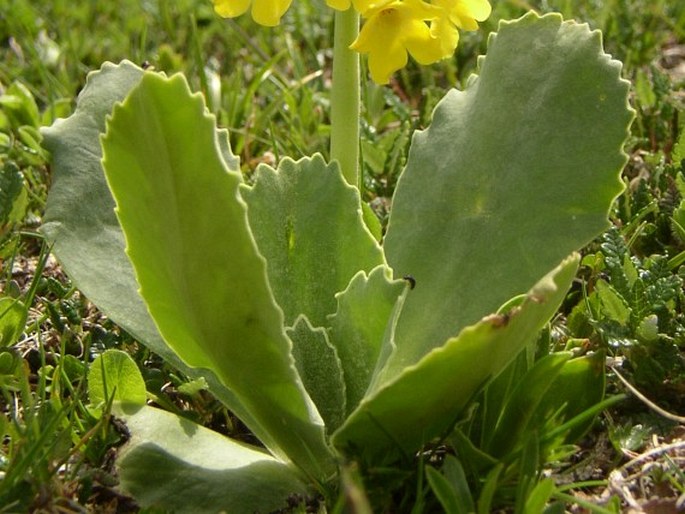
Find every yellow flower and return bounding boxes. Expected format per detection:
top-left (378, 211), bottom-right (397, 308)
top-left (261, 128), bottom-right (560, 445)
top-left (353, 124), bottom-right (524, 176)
top-left (213, 0), bottom-right (292, 26)
top-left (436, 0), bottom-right (491, 30)
top-left (428, 0), bottom-right (490, 59)
top-left (350, 0), bottom-right (446, 84)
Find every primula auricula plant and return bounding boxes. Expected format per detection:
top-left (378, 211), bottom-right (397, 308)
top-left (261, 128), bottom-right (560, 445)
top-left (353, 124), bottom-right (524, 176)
top-left (40, 1), bottom-right (633, 511)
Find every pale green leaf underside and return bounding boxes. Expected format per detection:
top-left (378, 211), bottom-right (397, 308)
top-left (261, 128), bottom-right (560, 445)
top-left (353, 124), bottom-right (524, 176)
top-left (241, 155), bottom-right (384, 328)
top-left (328, 265), bottom-right (406, 414)
top-left (332, 254), bottom-right (579, 460)
top-left (39, 61), bottom-right (284, 461)
top-left (117, 405), bottom-right (307, 514)
top-left (288, 316), bottom-right (347, 432)
top-left (383, 12), bottom-right (633, 372)
top-left (88, 350), bottom-right (147, 409)
top-left (101, 73), bottom-right (334, 480)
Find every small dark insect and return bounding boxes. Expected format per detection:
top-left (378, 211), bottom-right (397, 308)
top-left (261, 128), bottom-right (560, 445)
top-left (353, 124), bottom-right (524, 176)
top-left (141, 60), bottom-right (152, 69)
top-left (403, 275), bottom-right (416, 289)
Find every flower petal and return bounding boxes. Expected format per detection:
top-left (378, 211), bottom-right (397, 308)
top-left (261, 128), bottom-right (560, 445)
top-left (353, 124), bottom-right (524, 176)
top-left (213, 0), bottom-right (251, 18)
top-left (404, 25), bottom-right (444, 64)
top-left (251, 0), bottom-right (292, 26)
top-left (351, 4), bottom-right (411, 83)
top-left (368, 39), bottom-right (408, 84)
top-left (462, 0), bottom-right (491, 21)
top-left (430, 15), bottom-right (459, 57)
top-left (437, 0), bottom-right (491, 30)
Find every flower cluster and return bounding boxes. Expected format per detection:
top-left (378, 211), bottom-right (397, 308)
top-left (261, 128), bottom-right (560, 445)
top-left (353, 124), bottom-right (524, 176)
top-left (212, 0), bottom-right (491, 84)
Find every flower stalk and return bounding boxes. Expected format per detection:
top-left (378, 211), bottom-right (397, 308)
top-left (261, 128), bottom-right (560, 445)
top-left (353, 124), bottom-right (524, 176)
top-left (330, 7), bottom-right (361, 189)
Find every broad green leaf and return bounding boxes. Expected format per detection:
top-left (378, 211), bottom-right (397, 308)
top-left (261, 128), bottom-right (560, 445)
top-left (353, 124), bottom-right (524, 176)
top-left (332, 254), bottom-right (579, 461)
top-left (0, 297), bottom-right (27, 347)
top-left (101, 73), bottom-right (334, 480)
top-left (0, 162), bottom-right (25, 224)
top-left (39, 61), bottom-right (287, 463)
top-left (241, 155), bottom-right (384, 327)
top-left (88, 349), bottom-right (147, 409)
top-left (288, 316), bottom-right (346, 431)
top-left (383, 12), bottom-right (633, 372)
top-left (328, 265), bottom-right (406, 414)
top-left (117, 405), bottom-right (308, 514)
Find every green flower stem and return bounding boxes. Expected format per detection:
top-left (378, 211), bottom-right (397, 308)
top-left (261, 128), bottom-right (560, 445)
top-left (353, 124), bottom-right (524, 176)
top-left (330, 8), bottom-right (360, 189)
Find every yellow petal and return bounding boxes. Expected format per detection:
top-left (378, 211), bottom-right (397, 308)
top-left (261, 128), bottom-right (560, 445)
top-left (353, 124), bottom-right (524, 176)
top-left (462, 0), bottom-right (491, 21)
top-left (352, 0), bottom-right (445, 83)
top-left (403, 18), bottom-right (444, 64)
top-left (368, 39), bottom-right (408, 84)
top-left (213, 0), bottom-right (251, 18)
top-left (402, 0), bottom-right (442, 20)
top-left (251, 0), bottom-right (291, 26)
top-left (429, 16), bottom-right (459, 58)
top-left (351, 2), bottom-right (410, 83)
top-left (438, 0), bottom-right (491, 30)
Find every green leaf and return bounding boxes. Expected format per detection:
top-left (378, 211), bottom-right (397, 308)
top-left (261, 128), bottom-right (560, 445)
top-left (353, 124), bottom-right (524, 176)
top-left (101, 72), bottom-right (334, 480)
top-left (88, 350), bottom-right (147, 409)
top-left (484, 352), bottom-right (571, 458)
top-left (288, 316), bottom-right (346, 432)
top-left (39, 61), bottom-right (289, 465)
top-left (332, 255), bottom-right (579, 461)
top-left (117, 405), bottom-right (308, 514)
top-left (673, 129), bottom-right (685, 165)
top-left (532, 351), bottom-right (605, 445)
top-left (0, 297), bottom-right (27, 347)
top-left (634, 69), bottom-right (656, 109)
top-left (177, 376), bottom-right (209, 396)
top-left (0, 162), bottom-right (25, 225)
top-left (328, 265), bottom-right (406, 414)
top-left (523, 478), bottom-right (556, 514)
top-left (0, 81), bottom-right (40, 129)
top-left (477, 463), bottom-right (504, 514)
top-left (383, 12), bottom-right (633, 372)
top-left (595, 278), bottom-right (632, 325)
top-left (361, 202), bottom-right (383, 242)
top-left (241, 155), bottom-right (384, 327)
top-left (426, 455), bottom-right (475, 514)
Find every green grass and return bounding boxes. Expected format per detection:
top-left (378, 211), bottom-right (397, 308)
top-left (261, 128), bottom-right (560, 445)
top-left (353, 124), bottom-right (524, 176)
top-left (1, 0), bottom-right (684, 511)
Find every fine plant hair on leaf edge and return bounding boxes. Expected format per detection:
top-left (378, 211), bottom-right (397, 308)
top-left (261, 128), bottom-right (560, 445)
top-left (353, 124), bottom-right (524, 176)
top-left (382, 11), bottom-right (634, 374)
top-left (332, 254), bottom-right (580, 460)
top-left (327, 264), bottom-right (408, 415)
top-left (288, 314), bottom-right (348, 432)
top-left (37, 61), bottom-right (276, 455)
top-left (240, 153), bottom-right (386, 328)
top-left (100, 71), bottom-right (336, 481)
